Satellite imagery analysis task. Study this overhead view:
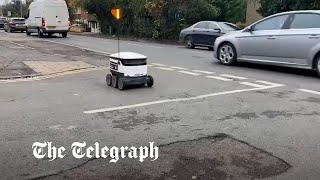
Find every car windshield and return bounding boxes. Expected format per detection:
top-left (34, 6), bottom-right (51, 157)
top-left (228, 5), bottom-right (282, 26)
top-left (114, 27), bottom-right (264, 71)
top-left (218, 22), bottom-right (240, 31)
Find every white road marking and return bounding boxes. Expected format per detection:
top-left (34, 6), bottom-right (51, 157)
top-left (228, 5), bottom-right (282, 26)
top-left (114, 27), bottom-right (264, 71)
top-left (220, 74), bottom-right (248, 80)
top-left (170, 66), bottom-right (188, 70)
top-left (156, 67), bottom-right (175, 71)
top-left (43, 40), bottom-right (111, 56)
top-left (9, 41), bottom-right (24, 47)
top-left (206, 76), bottom-right (233, 81)
top-left (84, 86), bottom-right (282, 114)
top-left (126, 42), bottom-right (162, 49)
top-left (147, 65), bottom-right (153, 67)
top-left (192, 70), bottom-right (215, 74)
top-left (299, 89), bottom-right (320, 95)
top-left (256, 80), bottom-right (285, 87)
top-left (178, 71), bottom-right (201, 76)
top-left (151, 63), bottom-right (167, 66)
top-left (239, 82), bottom-right (268, 88)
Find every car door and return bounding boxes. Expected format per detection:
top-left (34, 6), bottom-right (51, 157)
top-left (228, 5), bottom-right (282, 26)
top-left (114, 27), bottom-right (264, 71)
top-left (237, 14), bottom-right (290, 63)
top-left (276, 13), bottom-right (320, 66)
top-left (192, 22), bottom-right (210, 45)
top-left (207, 22), bottom-right (223, 46)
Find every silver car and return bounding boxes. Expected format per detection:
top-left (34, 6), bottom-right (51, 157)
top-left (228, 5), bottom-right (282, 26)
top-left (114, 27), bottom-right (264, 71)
top-left (214, 10), bottom-right (320, 77)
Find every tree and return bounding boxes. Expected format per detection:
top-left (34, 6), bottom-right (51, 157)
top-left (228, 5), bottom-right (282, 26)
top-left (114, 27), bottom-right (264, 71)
top-left (214, 0), bottom-right (247, 23)
top-left (257, 0), bottom-right (320, 17)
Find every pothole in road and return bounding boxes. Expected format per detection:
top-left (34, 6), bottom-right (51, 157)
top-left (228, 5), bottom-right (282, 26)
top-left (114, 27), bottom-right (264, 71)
top-left (42, 134), bottom-right (291, 180)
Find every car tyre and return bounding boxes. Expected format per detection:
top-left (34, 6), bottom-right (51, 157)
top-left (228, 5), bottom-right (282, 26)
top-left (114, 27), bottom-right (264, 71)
top-left (37, 29), bottom-right (43, 38)
top-left (316, 56), bottom-right (320, 77)
top-left (185, 36), bottom-right (195, 49)
top-left (118, 78), bottom-right (125, 90)
top-left (147, 75), bottom-right (154, 87)
top-left (217, 42), bottom-right (237, 66)
top-left (111, 75), bottom-right (117, 88)
top-left (62, 32), bottom-right (67, 38)
top-left (106, 74), bottom-right (112, 86)
top-left (26, 29), bottom-right (31, 36)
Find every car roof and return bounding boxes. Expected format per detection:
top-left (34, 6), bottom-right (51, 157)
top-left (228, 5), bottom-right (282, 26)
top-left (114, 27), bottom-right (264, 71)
top-left (277, 10), bottom-right (320, 15)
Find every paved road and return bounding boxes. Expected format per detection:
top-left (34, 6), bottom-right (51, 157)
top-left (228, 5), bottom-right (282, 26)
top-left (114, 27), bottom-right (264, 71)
top-left (0, 30), bottom-right (320, 180)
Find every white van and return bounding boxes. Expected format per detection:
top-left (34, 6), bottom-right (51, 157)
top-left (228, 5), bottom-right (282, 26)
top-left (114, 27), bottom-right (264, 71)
top-left (25, 0), bottom-right (69, 38)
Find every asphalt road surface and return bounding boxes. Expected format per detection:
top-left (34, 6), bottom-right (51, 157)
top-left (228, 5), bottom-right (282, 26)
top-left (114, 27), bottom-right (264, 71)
top-left (0, 30), bottom-right (320, 180)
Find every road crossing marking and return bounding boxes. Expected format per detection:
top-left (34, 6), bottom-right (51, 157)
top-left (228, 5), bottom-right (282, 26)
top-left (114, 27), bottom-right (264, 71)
top-left (84, 85), bottom-right (283, 114)
top-left (206, 76), bottom-right (233, 81)
top-left (192, 70), bottom-right (215, 74)
top-left (178, 71), bottom-right (201, 76)
top-left (256, 81), bottom-right (285, 87)
top-left (239, 82), bottom-right (268, 88)
top-left (170, 66), bottom-right (188, 70)
top-left (299, 89), bottom-right (320, 95)
top-left (220, 74), bottom-right (248, 80)
top-left (156, 67), bottom-right (175, 71)
top-left (151, 63), bottom-right (167, 66)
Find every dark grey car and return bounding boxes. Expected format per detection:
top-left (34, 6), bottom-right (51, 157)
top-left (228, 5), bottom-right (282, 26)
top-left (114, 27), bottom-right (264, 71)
top-left (0, 17), bottom-right (6, 29)
top-left (179, 21), bottom-right (240, 50)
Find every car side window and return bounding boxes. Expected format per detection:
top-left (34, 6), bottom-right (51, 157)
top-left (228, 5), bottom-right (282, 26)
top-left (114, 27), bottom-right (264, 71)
top-left (194, 22), bottom-right (209, 29)
top-left (209, 23), bottom-right (219, 30)
top-left (289, 13), bottom-right (320, 29)
top-left (254, 15), bottom-right (289, 31)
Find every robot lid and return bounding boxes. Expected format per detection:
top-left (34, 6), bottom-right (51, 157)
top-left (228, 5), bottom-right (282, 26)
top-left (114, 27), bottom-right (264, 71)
top-left (110, 52), bottom-right (147, 60)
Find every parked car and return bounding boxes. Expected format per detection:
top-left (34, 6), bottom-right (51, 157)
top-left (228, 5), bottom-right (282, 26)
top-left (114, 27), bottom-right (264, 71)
top-left (0, 17), bottom-right (7, 29)
top-left (25, 0), bottom-right (69, 38)
top-left (214, 10), bottom-right (320, 77)
top-left (4, 18), bottom-right (26, 32)
top-left (179, 21), bottom-right (240, 50)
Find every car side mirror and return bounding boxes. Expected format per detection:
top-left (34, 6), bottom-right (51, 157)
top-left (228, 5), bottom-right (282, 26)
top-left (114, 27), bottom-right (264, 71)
top-left (213, 28), bottom-right (221, 33)
top-left (248, 26), bottom-right (255, 32)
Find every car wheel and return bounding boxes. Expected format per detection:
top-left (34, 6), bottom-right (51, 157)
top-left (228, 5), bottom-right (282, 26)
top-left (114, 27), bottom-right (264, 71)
top-left (147, 75), bottom-right (154, 87)
top-left (26, 29), bottom-right (31, 36)
top-left (37, 29), bottom-right (43, 38)
top-left (218, 43), bottom-right (237, 65)
top-left (62, 32), bottom-right (67, 38)
top-left (106, 74), bottom-right (112, 86)
top-left (185, 36), bottom-right (195, 49)
top-left (316, 56), bottom-right (320, 77)
top-left (118, 78), bottom-right (125, 90)
top-left (111, 76), bottom-right (117, 88)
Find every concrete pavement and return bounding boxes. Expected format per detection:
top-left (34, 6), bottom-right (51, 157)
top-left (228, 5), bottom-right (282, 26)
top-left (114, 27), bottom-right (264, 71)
top-left (0, 30), bottom-right (320, 180)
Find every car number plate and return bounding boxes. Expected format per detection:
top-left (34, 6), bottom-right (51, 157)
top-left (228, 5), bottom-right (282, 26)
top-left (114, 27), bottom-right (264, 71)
top-left (47, 26), bottom-right (56, 29)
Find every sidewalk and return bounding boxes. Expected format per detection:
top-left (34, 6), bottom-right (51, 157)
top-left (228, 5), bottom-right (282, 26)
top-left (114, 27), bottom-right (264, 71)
top-left (0, 38), bottom-right (108, 79)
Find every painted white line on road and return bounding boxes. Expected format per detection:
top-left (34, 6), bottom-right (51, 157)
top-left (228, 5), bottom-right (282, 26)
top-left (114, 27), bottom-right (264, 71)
top-left (256, 80), bottom-right (285, 87)
top-left (192, 70), bottom-right (215, 74)
top-left (84, 86), bottom-right (282, 114)
top-left (147, 65), bottom-right (153, 67)
top-left (43, 40), bottom-right (111, 56)
top-left (178, 71), bottom-right (201, 76)
top-left (206, 76), bottom-right (233, 81)
top-left (151, 63), bottom-right (167, 67)
top-left (239, 82), bottom-right (268, 88)
top-left (299, 89), bottom-right (320, 95)
top-left (170, 66), bottom-right (188, 70)
top-left (126, 43), bottom-right (163, 49)
top-left (156, 67), bottom-right (175, 71)
top-left (9, 41), bottom-right (24, 47)
top-left (220, 74), bottom-right (248, 80)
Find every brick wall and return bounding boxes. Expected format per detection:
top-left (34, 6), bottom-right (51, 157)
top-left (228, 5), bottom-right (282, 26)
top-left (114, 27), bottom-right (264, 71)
top-left (246, 0), bottom-right (263, 26)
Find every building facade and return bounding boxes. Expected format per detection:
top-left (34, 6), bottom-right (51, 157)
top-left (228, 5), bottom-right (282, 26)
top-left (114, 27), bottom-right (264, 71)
top-left (246, 0), bottom-right (263, 26)
top-left (71, 8), bottom-right (100, 33)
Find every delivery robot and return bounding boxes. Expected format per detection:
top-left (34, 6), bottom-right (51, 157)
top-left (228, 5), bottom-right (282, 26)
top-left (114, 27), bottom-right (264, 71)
top-left (106, 52), bottom-right (154, 90)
